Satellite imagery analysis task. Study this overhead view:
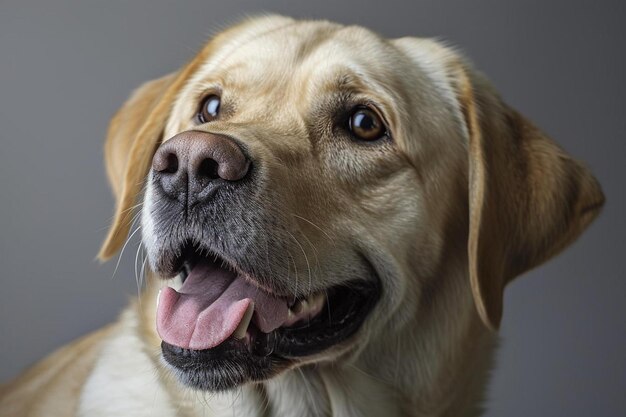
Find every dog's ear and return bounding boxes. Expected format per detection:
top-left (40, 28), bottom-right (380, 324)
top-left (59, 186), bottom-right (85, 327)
top-left (98, 55), bottom-right (208, 260)
top-left (452, 57), bottom-right (605, 330)
top-left (98, 15), bottom-right (296, 261)
top-left (102, 74), bottom-right (174, 203)
top-left (98, 72), bottom-right (178, 260)
top-left (393, 37), bottom-right (604, 329)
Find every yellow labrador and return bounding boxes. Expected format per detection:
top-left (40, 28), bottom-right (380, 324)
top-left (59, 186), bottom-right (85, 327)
top-left (0, 15), bottom-right (604, 417)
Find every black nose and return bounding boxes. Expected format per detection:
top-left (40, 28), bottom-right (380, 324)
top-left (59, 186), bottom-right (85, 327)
top-left (152, 131), bottom-right (250, 203)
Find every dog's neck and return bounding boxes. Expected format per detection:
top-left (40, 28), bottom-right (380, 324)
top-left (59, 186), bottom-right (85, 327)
top-left (268, 273), bottom-right (495, 417)
top-left (263, 327), bottom-right (494, 417)
top-left (263, 362), bottom-right (401, 417)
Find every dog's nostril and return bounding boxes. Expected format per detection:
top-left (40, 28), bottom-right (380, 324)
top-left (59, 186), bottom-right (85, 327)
top-left (164, 153), bottom-right (179, 174)
top-left (153, 149), bottom-right (179, 174)
top-left (197, 158), bottom-right (220, 180)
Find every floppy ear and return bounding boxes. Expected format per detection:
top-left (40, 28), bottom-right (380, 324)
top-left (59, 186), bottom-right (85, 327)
top-left (453, 62), bottom-right (605, 330)
top-left (98, 16), bottom-right (298, 261)
top-left (102, 74), bottom-right (175, 202)
top-left (98, 54), bottom-right (209, 260)
top-left (98, 72), bottom-right (176, 260)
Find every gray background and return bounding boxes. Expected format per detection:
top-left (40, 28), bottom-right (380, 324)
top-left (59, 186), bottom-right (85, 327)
top-left (0, 1), bottom-right (624, 415)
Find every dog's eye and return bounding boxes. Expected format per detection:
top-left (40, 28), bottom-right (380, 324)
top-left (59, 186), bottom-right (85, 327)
top-left (348, 107), bottom-right (387, 141)
top-left (197, 95), bottom-right (221, 123)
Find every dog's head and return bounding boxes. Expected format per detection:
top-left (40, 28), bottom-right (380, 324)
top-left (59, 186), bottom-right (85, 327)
top-left (99, 16), bottom-right (604, 391)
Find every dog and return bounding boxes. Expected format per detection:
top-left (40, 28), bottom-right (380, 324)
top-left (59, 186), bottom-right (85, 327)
top-left (0, 15), bottom-right (604, 417)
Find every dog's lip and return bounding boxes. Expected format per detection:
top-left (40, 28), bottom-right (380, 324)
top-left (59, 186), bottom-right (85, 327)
top-left (171, 242), bottom-right (288, 298)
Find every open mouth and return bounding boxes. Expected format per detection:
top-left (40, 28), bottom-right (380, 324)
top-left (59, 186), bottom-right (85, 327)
top-left (156, 243), bottom-right (380, 391)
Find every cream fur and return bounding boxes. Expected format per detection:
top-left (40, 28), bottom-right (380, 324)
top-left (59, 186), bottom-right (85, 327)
top-left (0, 15), bottom-right (603, 417)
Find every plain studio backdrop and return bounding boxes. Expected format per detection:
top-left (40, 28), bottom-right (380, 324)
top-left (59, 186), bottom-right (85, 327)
top-left (1, 1), bottom-right (624, 415)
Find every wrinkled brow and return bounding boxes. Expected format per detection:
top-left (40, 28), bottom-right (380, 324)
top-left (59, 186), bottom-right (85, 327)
top-left (310, 69), bottom-right (396, 122)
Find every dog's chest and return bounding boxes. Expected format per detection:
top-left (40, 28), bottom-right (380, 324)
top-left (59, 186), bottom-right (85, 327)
top-left (75, 315), bottom-right (264, 417)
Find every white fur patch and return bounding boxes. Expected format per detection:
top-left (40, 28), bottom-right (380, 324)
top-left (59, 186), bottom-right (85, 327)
top-left (78, 312), bottom-right (177, 417)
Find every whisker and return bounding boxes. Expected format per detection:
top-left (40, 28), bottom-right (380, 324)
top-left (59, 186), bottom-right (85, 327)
top-left (111, 224), bottom-right (142, 280)
top-left (297, 368), bottom-right (318, 415)
top-left (285, 248), bottom-right (298, 301)
top-left (347, 363), bottom-right (394, 386)
top-left (291, 213), bottom-right (334, 243)
top-left (140, 247), bottom-right (148, 290)
top-left (95, 201), bottom-right (144, 233)
top-left (324, 288), bottom-right (332, 325)
top-left (295, 226), bottom-right (321, 287)
top-left (264, 232), bottom-right (273, 288)
top-left (286, 230), bottom-right (312, 299)
top-left (134, 242), bottom-right (143, 306)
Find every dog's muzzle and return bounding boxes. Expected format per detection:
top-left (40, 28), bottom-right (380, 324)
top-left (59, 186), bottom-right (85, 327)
top-left (145, 130), bottom-right (380, 391)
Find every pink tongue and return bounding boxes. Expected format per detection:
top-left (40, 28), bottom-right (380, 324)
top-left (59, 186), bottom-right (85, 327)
top-left (156, 261), bottom-right (289, 350)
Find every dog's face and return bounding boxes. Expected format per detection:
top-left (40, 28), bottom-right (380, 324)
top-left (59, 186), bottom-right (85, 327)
top-left (99, 16), bottom-right (603, 392)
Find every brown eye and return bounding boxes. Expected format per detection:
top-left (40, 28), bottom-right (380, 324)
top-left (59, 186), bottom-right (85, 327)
top-left (348, 107), bottom-right (387, 141)
top-left (197, 95), bottom-right (221, 123)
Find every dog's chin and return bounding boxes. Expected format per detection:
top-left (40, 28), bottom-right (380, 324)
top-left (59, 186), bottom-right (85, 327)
top-left (161, 339), bottom-right (289, 391)
top-left (153, 243), bottom-right (380, 392)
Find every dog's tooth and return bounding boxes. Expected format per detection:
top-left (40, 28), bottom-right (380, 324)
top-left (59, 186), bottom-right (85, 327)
top-left (311, 292), bottom-right (326, 307)
top-left (233, 302), bottom-right (255, 339)
top-left (283, 293), bottom-right (326, 328)
top-left (308, 292), bottom-right (325, 311)
top-left (284, 307), bottom-right (298, 327)
top-left (291, 299), bottom-right (305, 314)
top-left (297, 292), bottom-right (324, 320)
top-left (156, 289), bottom-right (162, 309)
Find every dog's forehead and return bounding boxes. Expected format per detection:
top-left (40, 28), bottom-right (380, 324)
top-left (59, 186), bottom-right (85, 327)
top-left (192, 21), bottom-right (407, 103)
top-left (169, 18), bottom-right (463, 157)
